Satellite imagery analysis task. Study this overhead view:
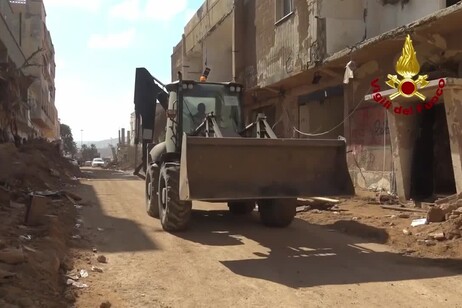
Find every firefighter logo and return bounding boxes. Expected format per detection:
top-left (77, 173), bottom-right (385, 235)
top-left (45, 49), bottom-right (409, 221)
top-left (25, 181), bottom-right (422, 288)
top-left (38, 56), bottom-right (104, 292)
top-left (386, 34), bottom-right (429, 101)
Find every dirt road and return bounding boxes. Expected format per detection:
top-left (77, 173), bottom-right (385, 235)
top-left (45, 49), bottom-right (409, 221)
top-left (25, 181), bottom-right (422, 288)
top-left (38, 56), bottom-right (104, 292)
top-left (72, 168), bottom-right (462, 307)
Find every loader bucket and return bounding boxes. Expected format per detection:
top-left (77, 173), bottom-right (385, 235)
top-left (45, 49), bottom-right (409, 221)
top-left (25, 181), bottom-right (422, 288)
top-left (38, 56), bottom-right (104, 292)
top-left (179, 134), bottom-right (355, 201)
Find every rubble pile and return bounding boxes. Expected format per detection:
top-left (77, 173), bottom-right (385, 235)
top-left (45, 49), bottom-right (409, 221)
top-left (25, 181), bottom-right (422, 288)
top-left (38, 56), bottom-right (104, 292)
top-left (0, 140), bottom-right (86, 307)
top-left (426, 194), bottom-right (462, 240)
top-left (0, 140), bottom-right (83, 191)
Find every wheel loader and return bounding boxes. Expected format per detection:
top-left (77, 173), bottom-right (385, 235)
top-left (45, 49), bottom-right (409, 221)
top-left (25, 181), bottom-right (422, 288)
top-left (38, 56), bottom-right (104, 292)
top-left (132, 67), bottom-right (354, 232)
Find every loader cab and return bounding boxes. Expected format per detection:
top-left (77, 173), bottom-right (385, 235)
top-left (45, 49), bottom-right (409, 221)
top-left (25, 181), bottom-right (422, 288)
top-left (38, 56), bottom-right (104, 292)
top-left (165, 81), bottom-right (245, 152)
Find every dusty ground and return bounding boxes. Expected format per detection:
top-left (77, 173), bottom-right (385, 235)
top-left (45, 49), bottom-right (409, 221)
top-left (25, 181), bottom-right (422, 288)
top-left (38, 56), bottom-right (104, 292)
top-left (66, 168), bottom-right (462, 308)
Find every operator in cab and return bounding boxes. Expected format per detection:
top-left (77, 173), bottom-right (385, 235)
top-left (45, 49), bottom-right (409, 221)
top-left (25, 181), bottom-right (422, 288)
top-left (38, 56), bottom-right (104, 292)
top-left (193, 103), bottom-right (207, 126)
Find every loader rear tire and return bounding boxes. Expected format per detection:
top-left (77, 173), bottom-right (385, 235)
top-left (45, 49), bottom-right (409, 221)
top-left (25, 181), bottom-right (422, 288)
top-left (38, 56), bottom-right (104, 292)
top-left (145, 167), bottom-right (159, 218)
top-left (258, 199), bottom-right (297, 228)
top-left (228, 201), bottom-right (255, 215)
top-left (158, 163), bottom-right (192, 232)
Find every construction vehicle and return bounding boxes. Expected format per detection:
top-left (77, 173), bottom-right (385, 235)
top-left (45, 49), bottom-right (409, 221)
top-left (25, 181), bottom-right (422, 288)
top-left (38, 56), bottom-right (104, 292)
top-left (133, 67), bottom-right (354, 232)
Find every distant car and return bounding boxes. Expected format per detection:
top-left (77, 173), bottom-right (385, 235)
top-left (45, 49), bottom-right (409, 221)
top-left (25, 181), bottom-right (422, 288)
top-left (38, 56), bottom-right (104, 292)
top-left (91, 158), bottom-right (105, 168)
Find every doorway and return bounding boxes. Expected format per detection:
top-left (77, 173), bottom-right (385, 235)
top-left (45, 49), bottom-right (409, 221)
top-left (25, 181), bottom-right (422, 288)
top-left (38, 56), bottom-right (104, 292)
top-left (410, 103), bottom-right (456, 200)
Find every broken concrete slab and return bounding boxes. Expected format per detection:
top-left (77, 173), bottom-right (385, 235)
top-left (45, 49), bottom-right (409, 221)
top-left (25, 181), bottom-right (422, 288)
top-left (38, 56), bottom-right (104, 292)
top-left (426, 207), bottom-right (445, 223)
top-left (440, 203), bottom-right (459, 215)
top-left (435, 192), bottom-right (462, 205)
top-left (428, 232), bottom-right (446, 241)
top-left (24, 195), bottom-right (50, 226)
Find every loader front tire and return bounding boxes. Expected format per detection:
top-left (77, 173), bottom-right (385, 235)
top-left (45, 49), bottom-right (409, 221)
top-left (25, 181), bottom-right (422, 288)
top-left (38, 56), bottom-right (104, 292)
top-left (258, 199), bottom-right (297, 228)
top-left (228, 201), bottom-right (255, 215)
top-left (145, 167), bottom-right (159, 218)
top-left (158, 163), bottom-right (192, 232)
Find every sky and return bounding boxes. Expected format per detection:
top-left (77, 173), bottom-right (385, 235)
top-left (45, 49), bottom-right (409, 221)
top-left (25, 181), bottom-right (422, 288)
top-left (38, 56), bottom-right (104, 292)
top-left (43, 0), bottom-right (204, 143)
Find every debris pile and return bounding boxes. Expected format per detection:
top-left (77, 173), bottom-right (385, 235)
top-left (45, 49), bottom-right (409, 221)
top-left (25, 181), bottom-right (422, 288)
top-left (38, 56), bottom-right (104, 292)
top-left (425, 193), bottom-right (462, 240)
top-left (0, 140), bottom-right (86, 307)
top-left (0, 139), bottom-right (83, 191)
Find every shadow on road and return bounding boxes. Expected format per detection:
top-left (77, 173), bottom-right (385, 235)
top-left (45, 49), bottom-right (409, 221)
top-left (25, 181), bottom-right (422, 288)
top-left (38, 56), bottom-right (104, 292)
top-left (70, 167), bottom-right (159, 253)
top-left (175, 208), bottom-right (462, 288)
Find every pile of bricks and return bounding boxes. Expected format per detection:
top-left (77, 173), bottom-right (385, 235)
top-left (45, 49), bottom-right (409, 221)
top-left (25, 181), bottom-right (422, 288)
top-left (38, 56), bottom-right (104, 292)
top-left (426, 193), bottom-right (462, 240)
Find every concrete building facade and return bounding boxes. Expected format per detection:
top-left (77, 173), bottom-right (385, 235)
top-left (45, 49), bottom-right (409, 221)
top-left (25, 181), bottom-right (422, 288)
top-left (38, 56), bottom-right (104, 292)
top-left (0, 0), bottom-right (33, 140)
top-left (172, 0), bottom-right (462, 202)
top-left (11, 0), bottom-right (59, 140)
top-left (0, 0), bottom-right (59, 141)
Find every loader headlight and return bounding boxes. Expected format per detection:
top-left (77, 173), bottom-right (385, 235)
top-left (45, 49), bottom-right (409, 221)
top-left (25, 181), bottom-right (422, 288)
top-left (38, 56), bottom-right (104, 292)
top-left (188, 84), bottom-right (193, 89)
top-left (236, 86), bottom-right (241, 92)
top-left (230, 86), bottom-right (235, 92)
top-left (182, 84), bottom-right (188, 89)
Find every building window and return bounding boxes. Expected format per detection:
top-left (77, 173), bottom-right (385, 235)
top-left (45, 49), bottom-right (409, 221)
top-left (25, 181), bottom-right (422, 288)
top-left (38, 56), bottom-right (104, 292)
top-left (446, 0), bottom-right (460, 7)
top-left (275, 0), bottom-right (294, 24)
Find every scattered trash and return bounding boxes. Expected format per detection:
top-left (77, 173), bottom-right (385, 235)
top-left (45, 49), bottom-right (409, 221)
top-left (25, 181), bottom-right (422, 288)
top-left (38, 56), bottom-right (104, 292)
top-left (66, 274), bottom-right (79, 280)
top-left (97, 255), bottom-right (107, 263)
top-left (72, 235), bottom-right (81, 239)
top-left (91, 266), bottom-right (103, 273)
top-left (74, 224), bottom-right (81, 229)
top-left (79, 269), bottom-right (89, 278)
top-left (34, 190), bottom-right (61, 198)
top-left (19, 235), bottom-right (32, 241)
top-left (402, 229), bottom-right (412, 235)
top-left (97, 228), bottom-right (104, 232)
top-left (92, 248), bottom-right (98, 253)
top-left (74, 205), bottom-right (83, 210)
top-left (377, 192), bottom-right (399, 205)
top-left (67, 279), bottom-right (88, 288)
top-left (296, 206), bottom-right (310, 213)
top-left (22, 245), bottom-right (37, 253)
top-left (411, 218), bottom-right (427, 227)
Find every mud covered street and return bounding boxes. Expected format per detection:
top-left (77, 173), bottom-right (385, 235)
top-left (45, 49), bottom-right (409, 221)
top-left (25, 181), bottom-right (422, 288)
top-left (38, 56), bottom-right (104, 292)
top-left (68, 168), bottom-right (462, 308)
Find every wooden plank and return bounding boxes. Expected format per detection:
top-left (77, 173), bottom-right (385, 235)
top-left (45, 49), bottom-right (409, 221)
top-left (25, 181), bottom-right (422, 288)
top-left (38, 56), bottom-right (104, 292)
top-left (380, 205), bottom-right (427, 213)
top-left (311, 197), bottom-right (340, 203)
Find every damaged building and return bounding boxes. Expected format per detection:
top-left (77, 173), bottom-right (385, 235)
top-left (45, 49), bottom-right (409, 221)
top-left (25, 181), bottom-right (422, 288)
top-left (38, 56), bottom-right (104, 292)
top-left (0, 0), bottom-right (59, 141)
top-left (171, 0), bottom-right (462, 202)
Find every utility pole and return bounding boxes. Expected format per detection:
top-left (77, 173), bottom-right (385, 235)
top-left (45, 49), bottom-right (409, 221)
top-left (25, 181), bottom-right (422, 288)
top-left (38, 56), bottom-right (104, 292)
top-left (80, 129), bottom-right (83, 149)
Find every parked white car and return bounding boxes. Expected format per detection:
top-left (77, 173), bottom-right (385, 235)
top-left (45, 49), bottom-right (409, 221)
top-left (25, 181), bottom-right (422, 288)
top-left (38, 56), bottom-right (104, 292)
top-left (91, 158), bottom-right (105, 168)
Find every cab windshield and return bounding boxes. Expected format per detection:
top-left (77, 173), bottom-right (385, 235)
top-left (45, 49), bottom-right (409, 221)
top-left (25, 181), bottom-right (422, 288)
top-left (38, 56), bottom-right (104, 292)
top-left (182, 83), bottom-right (243, 136)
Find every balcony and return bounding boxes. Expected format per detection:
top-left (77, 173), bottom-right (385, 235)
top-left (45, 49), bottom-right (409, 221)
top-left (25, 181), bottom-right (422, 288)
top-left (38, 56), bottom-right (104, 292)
top-left (30, 104), bottom-right (53, 131)
top-left (0, 0), bottom-right (25, 66)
